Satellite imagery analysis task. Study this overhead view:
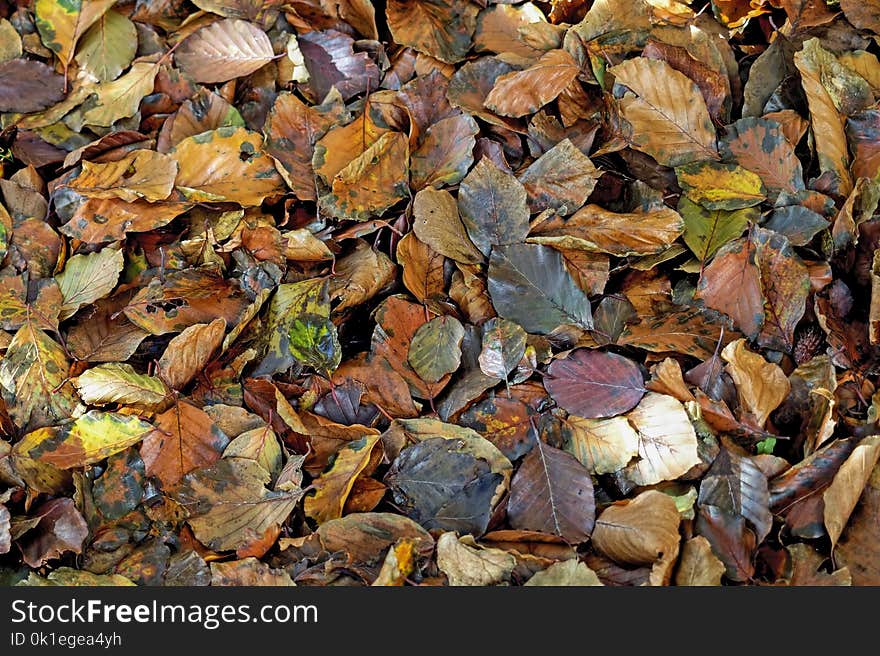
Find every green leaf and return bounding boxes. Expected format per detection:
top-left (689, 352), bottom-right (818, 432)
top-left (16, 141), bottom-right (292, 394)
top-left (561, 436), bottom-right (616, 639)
top-left (458, 157), bottom-right (530, 257)
top-left (54, 246), bottom-right (123, 320)
top-left (487, 243), bottom-right (593, 334)
top-left (254, 278), bottom-right (340, 376)
top-left (407, 316), bottom-right (465, 384)
top-left (679, 197), bottom-right (755, 264)
top-left (74, 10), bottom-right (137, 82)
top-left (756, 437), bottom-right (776, 455)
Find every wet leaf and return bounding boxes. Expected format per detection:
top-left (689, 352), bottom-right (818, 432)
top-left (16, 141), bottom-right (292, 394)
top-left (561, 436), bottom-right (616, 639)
top-left (175, 19), bottom-right (274, 84)
top-left (507, 439), bottom-right (595, 543)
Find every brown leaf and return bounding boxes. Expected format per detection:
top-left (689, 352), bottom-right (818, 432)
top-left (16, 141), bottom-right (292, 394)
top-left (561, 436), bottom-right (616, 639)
top-left (507, 439), bottom-right (595, 543)
top-left (386, 0), bottom-right (478, 64)
top-left (157, 318), bottom-right (227, 390)
top-left (412, 187), bottom-right (483, 264)
top-left (529, 203), bottom-right (684, 257)
top-left (140, 401), bottom-right (229, 487)
top-left (675, 536), bottom-right (725, 586)
top-left (722, 339), bottom-right (790, 428)
top-left (15, 498), bottom-right (88, 568)
top-left (787, 543), bottom-right (851, 586)
top-left (175, 19), bottom-right (274, 83)
top-left (484, 50), bottom-right (580, 118)
top-left (836, 459), bottom-right (880, 584)
top-left (397, 232), bottom-right (445, 304)
top-left (592, 490), bottom-right (681, 566)
top-left (823, 435), bottom-right (880, 548)
top-left (518, 139), bottom-right (601, 215)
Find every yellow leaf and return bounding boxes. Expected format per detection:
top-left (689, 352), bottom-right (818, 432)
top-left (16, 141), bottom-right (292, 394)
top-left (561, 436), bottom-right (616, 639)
top-left (74, 363), bottom-right (170, 410)
top-left (35, 0), bottom-right (116, 71)
top-left (68, 150), bottom-right (177, 202)
top-left (676, 161), bottom-right (766, 210)
top-left (172, 126), bottom-right (286, 206)
top-left (26, 410), bottom-right (154, 469)
top-left (304, 434), bottom-right (381, 524)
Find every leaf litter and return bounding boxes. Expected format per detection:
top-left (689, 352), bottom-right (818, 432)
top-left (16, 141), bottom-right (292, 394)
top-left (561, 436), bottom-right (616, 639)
top-left (0, 0), bottom-right (879, 587)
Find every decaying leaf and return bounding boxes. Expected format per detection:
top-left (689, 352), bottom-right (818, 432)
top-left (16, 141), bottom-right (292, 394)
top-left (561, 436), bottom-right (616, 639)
top-left (436, 532), bottom-right (516, 586)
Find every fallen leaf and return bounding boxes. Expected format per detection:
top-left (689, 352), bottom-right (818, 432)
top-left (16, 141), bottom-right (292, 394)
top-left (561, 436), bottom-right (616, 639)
top-left (524, 559), bottom-right (603, 586)
top-left (823, 435), bottom-right (880, 548)
top-left (835, 460), bottom-right (880, 584)
top-left (592, 490), bottom-right (681, 566)
top-left (175, 19), bottom-right (275, 84)
top-left (436, 532), bottom-right (515, 586)
top-left (74, 363), bottom-right (170, 410)
top-left (34, 0), bottom-right (116, 74)
top-left (561, 414), bottom-right (640, 475)
top-left (618, 393), bottom-right (700, 487)
top-left (157, 319), bottom-right (226, 390)
top-left (517, 139), bottom-right (601, 215)
top-left (172, 127), bottom-right (286, 206)
top-left (507, 439), bottom-right (595, 543)
top-left (407, 316), bottom-right (465, 385)
top-left (721, 116), bottom-right (804, 198)
top-left (0, 60), bottom-right (66, 113)
top-left (698, 448), bottom-right (772, 544)
top-left (75, 10), bottom-right (137, 82)
top-left (55, 246), bottom-right (124, 320)
top-left (478, 318), bottom-right (527, 382)
top-left (305, 434), bottom-right (381, 523)
top-left (386, 0), bottom-right (478, 64)
top-left (674, 536), bottom-right (725, 586)
top-left (458, 157), bottom-right (530, 257)
top-left (412, 187), bottom-right (483, 264)
top-left (676, 161), bottom-right (766, 211)
top-left (68, 150), bottom-right (178, 203)
top-left (545, 349), bottom-right (646, 419)
top-left (15, 498), bottom-right (88, 568)
top-left (488, 243), bottom-right (593, 334)
top-left (722, 338), bottom-right (790, 428)
top-left (171, 457), bottom-right (303, 554)
top-left (210, 558), bottom-right (295, 586)
top-left (484, 50), bottom-right (580, 118)
top-left (140, 401), bottom-right (229, 487)
top-left (609, 57), bottom-right (718, 167)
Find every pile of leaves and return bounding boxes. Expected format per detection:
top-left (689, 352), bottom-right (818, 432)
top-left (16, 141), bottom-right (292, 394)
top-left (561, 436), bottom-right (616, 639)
top-left (0, 0), bottom-right (879, 587)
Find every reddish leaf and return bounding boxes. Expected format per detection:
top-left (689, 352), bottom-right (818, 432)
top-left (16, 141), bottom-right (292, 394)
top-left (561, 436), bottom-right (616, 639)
top-left (545, 349), bottom-right (646, 419)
